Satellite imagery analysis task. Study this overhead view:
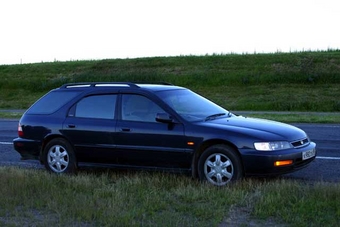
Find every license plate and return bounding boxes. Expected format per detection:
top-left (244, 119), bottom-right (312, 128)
top-left (302, 149), bottom-right (316, 160)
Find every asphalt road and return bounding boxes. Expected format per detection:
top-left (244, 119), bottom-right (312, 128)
top-left (1, 119), bottom-right (340, 182)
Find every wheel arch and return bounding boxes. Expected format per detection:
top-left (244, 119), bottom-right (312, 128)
top-left (39, 134), bottom-right (76, 164)
top-left (191, 139), bottom-right (244, 179)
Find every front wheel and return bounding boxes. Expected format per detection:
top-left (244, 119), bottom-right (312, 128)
top-left (43, 138), bottom-right (77, 174)
top-left (198, 145), bottom-right (243, 186)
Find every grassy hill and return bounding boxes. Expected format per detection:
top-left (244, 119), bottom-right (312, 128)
top-left (1, 50), bottom-right (340, 111)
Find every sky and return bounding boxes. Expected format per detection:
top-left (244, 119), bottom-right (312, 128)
top-left (1, 0), bottom-right (339, 65)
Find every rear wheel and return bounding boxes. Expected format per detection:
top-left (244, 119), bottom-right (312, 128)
top-left (43, 138), bottom-right (77, 174)
top-left (198, 145), bottom-right (243, 186)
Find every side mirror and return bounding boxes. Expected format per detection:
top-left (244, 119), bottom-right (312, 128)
top-left (156, 113), bottom-right (173, 123)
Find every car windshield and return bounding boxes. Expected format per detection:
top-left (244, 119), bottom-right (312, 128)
top-left (157, 89), bottom-right (229, 122)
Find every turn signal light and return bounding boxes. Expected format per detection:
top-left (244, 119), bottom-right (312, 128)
top-left (274, 160), bottom-right (293, 167)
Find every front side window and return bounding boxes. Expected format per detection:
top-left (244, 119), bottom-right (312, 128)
top-left (122, 94), bottom-right (164, 122)
top-left (75, 94), bottom-right (117, 119)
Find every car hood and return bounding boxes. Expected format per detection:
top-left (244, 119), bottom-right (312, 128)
top-left (198, 115), bottom-right (307, 141)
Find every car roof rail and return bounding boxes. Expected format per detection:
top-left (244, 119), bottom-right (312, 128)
top-left (60, 82), bottom-right (174, 89)
top-left (133, 81), bottom-right (174, 86)
top-left (60, 82), bottom-right (140, 89)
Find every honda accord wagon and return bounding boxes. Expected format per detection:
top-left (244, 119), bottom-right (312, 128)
top-left (13, 82), bottom-right (316, 186)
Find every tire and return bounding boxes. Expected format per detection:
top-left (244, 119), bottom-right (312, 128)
top-left (43, 138), bottom-right (77, 174)
top-left (198, 145), bottom-right (243, 186)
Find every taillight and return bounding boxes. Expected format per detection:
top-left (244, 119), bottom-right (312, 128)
top-left (18, 124), bottom-right (24, 137)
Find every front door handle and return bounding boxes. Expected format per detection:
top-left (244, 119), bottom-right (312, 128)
top-left (67, 124), bottom-right (76, 128)
top-left (120, 128), bottom-right (131, 132)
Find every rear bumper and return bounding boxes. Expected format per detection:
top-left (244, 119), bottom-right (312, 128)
top-left (240, 142), bottom-right (316, 176)
top-left (13, 137), bottom-right (41, 160)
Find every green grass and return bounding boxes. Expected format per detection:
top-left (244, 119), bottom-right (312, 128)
top-left (0, 167), bottom-right (339, 227)
top-left (0, 111), bottom-right (23, 119)
top-left (250, 180), bottom-right (340, 226)
top-left (1, 50), bottom-right (340, 111)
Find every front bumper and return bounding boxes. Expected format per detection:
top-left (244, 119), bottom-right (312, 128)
top-left (240, 142), bottom-right (316, 176)
top-left (13, 137), bottom-right (41, 160)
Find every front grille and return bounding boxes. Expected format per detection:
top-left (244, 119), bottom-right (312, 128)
top-left (291, 138), bottom-right (309, 148)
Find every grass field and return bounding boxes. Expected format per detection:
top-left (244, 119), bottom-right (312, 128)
top-left (1, 50), bottom-right (340, 111)
top-left (1, 167), bottom-right (339, 227)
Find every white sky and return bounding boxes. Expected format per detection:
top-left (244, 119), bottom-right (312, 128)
top-left (1, 0), bottom-right (339, 65)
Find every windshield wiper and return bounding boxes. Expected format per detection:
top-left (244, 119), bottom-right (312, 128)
top-left (205, 113), bottom-right (226, 121)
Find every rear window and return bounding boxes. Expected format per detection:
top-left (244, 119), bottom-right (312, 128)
top-left (27, 90), bottom-right (81, 114)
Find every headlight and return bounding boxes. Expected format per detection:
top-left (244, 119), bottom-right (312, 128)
top-left (254, 141), bottom-right (291, 151)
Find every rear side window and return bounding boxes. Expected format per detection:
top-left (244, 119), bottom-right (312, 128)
top-left (74, 95), bottom-right (117, 119)
top-left (27, 91), bottom-right (81, 114)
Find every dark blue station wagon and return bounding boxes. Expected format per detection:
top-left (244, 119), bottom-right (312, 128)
top-left (13, 82), bottom-right (316, 186)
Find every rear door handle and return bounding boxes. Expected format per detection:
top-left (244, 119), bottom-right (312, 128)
top-left (121, 128), bottom-right (131, 132)
top-left (67, 124), bottom-right (76, 128)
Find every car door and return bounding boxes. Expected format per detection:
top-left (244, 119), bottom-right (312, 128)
top-left (114, 93), bottom-right (192, 169)
top-left (61, 94), bottom-right (118, 163)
